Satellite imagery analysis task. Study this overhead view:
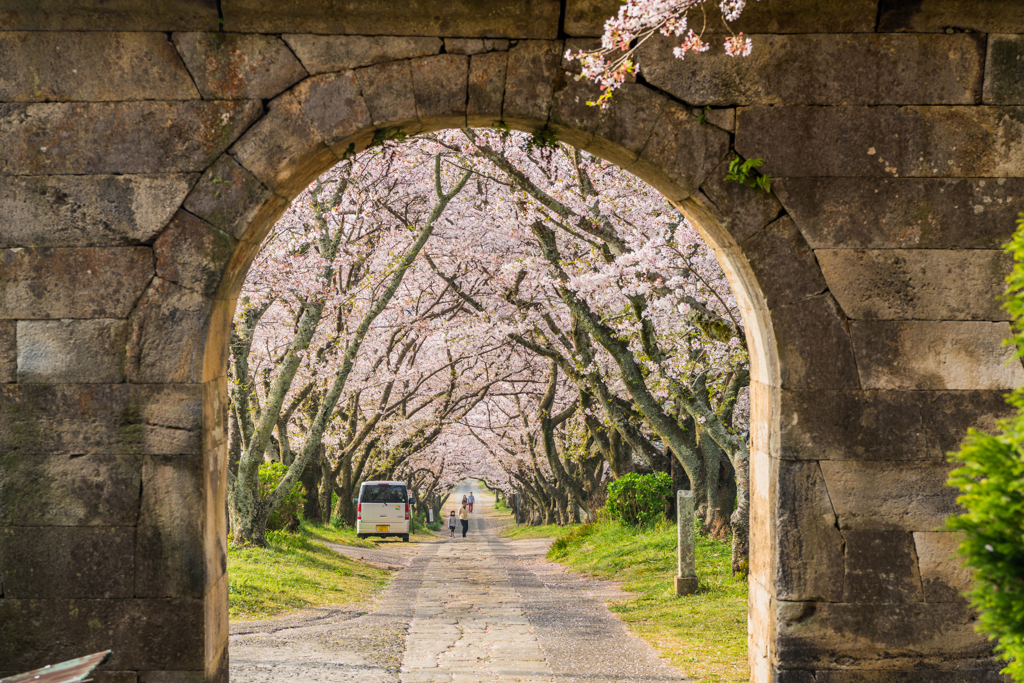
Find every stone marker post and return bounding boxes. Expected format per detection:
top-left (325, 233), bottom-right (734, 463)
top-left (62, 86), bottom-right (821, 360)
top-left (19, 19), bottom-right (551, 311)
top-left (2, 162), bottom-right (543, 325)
top-left (675, 489), bottom-right (699, 595)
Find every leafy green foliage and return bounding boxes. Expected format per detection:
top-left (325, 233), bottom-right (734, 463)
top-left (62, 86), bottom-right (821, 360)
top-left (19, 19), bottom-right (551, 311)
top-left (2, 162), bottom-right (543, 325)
top-left (604, 472), bottom-right (672, 527)
top-left (1003, 213), bottom-right (1024, 356)
top-left (947, 212), bottom-right (1024, 681)
top-left (525, 129), bottom-right (559, 152)
top-left (697, 106), bottom-right (711, 126)
top-left (258, 462), bottom-right (305, 531)
top-left (724, 153), bottom-right (771, 193)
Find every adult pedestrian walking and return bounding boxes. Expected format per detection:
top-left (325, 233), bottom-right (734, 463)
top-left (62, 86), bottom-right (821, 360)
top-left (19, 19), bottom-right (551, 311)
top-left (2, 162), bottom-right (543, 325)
top-left (458, 501), bottom-right (470, 538)
top-left (461, 494), bottom-right (468, 507)
top-left (467, 491), bottom-right (475, 513)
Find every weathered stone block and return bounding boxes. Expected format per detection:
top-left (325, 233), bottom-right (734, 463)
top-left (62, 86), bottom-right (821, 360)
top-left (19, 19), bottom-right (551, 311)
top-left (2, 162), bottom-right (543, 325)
top-left (0, 320), bottom-right (15, 383)
top-left (229, 91), bottom-right (336, 198)
top-left (0, 526), bottom-right (134, 598)
top-left (770, 295), bottom-right (860, 391)
top-left (411, 54), bottom-right (468, 129)
top-left (203, 570), bottom-right (230, 683)
top-left (0, 598), bottom-right (204, 671)
top-left (283, 35), bottom-right (442, 74)
top-left (90, 672), bottom-right (139, 683)
top-left (700, 107), bottom-right (735, 132)
top-left (774, 460), bottom-right (845, 602)
top-left (774, 177), bottom-right (1024, 249)
top-left (587, 83), bottom-right (671, 169)
top-left (639, 33), bottom-right (983, 106)
top-left (817, 670), bottom-right (1005, 683)
top-left (778, 390), bottom-right (1012, 462)
top-left (445, 38), bottom-right (508, 55)
top-left (851, 321), bottom-right (1024, 390)
top-left (843, 530), bottom-right (924, 603)
top-left (985, 35), bottom-right (1024, 106)
top-left (818, 249), bottom-right (1011, 321)
top-left (138, 672), bottom-right (204, 683)
top-left (126, 278), bottom-right (213, 384)
top-left (776, 673), bottom-right (816, 683)
top-left (0, 32), bottom-right (199, 102)
top-left (503, 40), bottom-right (563, 128)
top-left (136, 456), bottom-right (206, 599)
top-left (0, 101), bottom-right (262, 175)
top-left (154, 211), bottom-right (234, 297)
top-left (819, 461), bottom-right (961, 531)
top-left (879, 0), bottom-right (1024, 33)
top-left (776, 600), bottom-right (989, 668)
top-left (0, 247), bottom-right (153, 320)
top-left (223, 0), bottom-right (560, 38)
top-left (699, 159), bottom-right (783, 245)
top-left (17, 319), bottom-right (128, 384)
top-left (923, 391), bottom-right (1017, 455)
top-left (0, 175), bottom-right (197, 249)
top-left (742, 216), bottom-right (826, 309)
top-left (914, 531), bottom-right (972, 603)
top-left (182, 155), bottom-right (278, 241)
top-left (292, 71), bottom-right (374, 157)
top-left (736, 106), bottom-right (1024, 179)
top-left (202, 380), bottom-right (228, 590)
top-left (0, 453), bottom-right (141, 527)
top-left (467, 51), bottom-right (508, 127)
top-left (549, 75), bottom-right (604, 148)
top-left (632, 101), bottom-right (731, 201)
top-left (357, 61), bottom-right (419, 130)
top-left (0, 0), bottom-right (218, 32)
top-left (172, 33), bottom-right (307, 101)
top-left (0, 384), bottom-right (202, 458)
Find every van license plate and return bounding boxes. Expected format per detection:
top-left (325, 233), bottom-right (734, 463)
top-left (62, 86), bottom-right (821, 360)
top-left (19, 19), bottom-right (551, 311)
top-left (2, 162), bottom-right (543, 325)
top-left (376, 525), bottom-right (389, 532)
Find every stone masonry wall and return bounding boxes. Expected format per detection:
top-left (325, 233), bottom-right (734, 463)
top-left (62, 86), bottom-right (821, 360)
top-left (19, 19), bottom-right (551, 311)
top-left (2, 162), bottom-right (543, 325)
top-left (1, 1), bottom-right (1023, 682)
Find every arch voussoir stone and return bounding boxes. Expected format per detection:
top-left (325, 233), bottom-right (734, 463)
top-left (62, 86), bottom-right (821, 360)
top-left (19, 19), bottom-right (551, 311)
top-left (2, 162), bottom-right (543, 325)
top-left (228, 91), bottom-right (337, 198)
top-left (410, 54), bottom-right (470, 130)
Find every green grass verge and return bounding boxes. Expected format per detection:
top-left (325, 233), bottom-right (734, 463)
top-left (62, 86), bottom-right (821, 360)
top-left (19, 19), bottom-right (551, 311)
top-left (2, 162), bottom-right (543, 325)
top-left (228, 526), bottom-right (391, 621)
top-left (498, 523), bottom-right (570, 540)
top-left (547, 519), bottom-right (748, 682)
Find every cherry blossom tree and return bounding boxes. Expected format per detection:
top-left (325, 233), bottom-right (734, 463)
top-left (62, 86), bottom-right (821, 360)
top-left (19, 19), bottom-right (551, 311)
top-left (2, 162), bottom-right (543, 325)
top-left (566, 0), bottom-right (759, 107)
top-left (232, 128), bottom-right (751, 571)
top-left (228, 146), bottom-right (472, 546)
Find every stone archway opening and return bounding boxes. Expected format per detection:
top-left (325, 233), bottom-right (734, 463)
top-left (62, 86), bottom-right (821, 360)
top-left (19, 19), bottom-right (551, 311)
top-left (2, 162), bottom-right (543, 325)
top-left (217, 122), bottom-right (768, 683)
top-left (199, 61), bottom-right (782, 678)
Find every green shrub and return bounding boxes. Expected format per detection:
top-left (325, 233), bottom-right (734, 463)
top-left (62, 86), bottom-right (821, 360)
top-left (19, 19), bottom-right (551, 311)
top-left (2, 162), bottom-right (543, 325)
top-left (946, 212), bottom-right (1024, 681)
top-left (604, 472), bottom-right (672, 527)
top-left (259, 462), bottom-right (305, 532)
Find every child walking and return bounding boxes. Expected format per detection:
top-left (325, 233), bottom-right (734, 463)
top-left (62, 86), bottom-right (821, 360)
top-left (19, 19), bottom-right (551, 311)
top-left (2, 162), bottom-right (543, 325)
top-left (448, 510), bottom-right (457, 538)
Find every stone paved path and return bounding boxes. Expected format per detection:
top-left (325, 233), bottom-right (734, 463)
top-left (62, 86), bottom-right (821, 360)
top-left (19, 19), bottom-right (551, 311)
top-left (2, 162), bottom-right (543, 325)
top-left (398, 482), bottom-right (686, 683)
top-left (230, 482), bottom-right (688, 682)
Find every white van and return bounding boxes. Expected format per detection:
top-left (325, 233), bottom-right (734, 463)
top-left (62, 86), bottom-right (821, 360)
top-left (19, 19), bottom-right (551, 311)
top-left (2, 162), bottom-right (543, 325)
top-left (355, 480), bottom-right (410, 541)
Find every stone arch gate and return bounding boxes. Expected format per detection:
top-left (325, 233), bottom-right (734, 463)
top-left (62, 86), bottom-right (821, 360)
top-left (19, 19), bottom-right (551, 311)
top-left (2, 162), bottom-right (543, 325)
top-left (2, 2), bottom-right (1024, 682)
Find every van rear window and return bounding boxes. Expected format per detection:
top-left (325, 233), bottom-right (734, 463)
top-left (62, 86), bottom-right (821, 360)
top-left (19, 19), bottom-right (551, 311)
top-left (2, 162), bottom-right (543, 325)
top-left (361, 484), bottom-right (406, 503)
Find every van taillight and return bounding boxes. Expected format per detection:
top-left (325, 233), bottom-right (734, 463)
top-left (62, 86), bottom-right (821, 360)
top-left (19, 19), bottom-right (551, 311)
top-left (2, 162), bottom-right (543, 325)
top-left (357, 502), bottom-right (361, 520)
top-left (405, 503), bottom-right (409, 520)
